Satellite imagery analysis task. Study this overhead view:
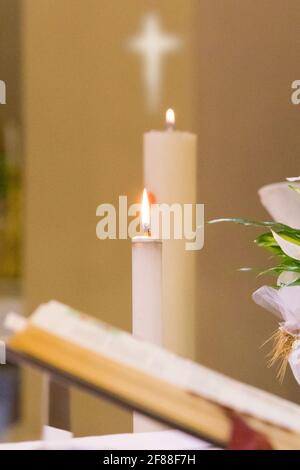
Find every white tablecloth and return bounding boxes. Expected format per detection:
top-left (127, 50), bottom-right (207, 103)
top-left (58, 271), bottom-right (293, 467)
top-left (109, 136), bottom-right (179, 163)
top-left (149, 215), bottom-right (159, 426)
top-left (0, 430), bottom-right (215, 450)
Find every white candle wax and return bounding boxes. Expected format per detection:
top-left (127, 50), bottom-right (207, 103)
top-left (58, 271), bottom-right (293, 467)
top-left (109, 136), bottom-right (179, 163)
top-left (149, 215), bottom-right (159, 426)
top-left (144, 123), bottom-right (197, 359)
top-left (132, 235), bottom-right (163, 432)
top-left (144, 130), bottom-right (197, 203)
top-left (132, 236), bottom-right (162, 346)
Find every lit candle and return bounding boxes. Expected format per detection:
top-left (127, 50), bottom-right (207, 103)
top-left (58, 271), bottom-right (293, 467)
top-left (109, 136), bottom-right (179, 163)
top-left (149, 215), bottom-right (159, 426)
top-left (132, 188), bottom-right (162, 346)
top-left (132, 189), bottom-right (163, 432)
top-left (144, 110), bottom-right (197, 359)
top-left (165, 108), bottom-right (175, 131)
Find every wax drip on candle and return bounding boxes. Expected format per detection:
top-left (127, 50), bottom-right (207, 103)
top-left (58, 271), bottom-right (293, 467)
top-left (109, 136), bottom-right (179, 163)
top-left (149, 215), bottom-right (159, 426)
top-left (166, 108), bottom-right (175, 131)
top-left (141, 188), bottom-right (151, 236)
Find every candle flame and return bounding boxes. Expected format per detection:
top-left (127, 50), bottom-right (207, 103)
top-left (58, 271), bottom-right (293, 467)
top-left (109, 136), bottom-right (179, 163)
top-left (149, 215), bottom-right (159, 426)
top-left (141, 188), bottom-right (151, 233)
top-left (166, 108), bottom-right (175, 128)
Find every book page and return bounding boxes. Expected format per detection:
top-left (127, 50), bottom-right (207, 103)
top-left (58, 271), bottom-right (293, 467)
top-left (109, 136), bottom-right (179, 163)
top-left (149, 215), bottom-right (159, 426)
top-left (29, 301), bottom-right (300, 433)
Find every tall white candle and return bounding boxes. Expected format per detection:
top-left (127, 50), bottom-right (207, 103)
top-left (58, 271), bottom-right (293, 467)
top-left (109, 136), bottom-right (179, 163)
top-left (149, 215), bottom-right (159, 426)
top-left (144, 110), bottom-right (197, 359)
top-left (132, 189), bottom-right (163, 432)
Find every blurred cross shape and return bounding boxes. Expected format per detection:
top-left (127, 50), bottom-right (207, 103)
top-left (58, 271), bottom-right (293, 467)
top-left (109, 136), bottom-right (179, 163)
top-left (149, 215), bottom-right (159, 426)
top-left (0, 341), bottom-right (6, 364)
top-left (128, 14), bottom-right (182, 112)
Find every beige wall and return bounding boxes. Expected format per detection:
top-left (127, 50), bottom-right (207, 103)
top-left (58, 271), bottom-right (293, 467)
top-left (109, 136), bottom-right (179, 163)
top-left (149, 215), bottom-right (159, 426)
top-left (20, 0), bottom-right (300, 438)
top-left (0, 0), bottom-right (20, 124)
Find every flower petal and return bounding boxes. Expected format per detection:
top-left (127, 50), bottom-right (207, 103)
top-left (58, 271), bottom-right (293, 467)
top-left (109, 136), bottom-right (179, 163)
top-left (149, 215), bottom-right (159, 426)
top-left (252, 286), bottom-right (284, 320)
top-left (277, 271), bottom-right (300, 287)
top-left (272, 230), bottom-right (300, 260)
top-left (287, 176), bottom-right (300, 182)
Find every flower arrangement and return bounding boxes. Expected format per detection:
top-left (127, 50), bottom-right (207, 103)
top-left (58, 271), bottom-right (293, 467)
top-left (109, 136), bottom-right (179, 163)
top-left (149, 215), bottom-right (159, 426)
top-left (210, 179), bottom-right (300, 384)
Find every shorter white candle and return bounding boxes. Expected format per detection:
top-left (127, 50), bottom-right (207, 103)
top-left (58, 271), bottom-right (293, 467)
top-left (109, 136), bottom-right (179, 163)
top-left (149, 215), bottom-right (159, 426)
top-left (132, 188), bottom-right (163, 432)
top-left (132, 188), bottom-right (162, 346)
top-left (132, 238), bottom-right (162, 345)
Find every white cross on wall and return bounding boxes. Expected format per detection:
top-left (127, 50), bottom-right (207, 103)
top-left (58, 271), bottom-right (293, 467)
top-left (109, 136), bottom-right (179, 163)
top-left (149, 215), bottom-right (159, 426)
top-left (128, 14), bottom-right (182, 112)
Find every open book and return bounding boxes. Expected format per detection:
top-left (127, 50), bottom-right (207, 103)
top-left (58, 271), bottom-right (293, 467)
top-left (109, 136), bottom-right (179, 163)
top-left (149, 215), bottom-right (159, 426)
top-left (5, 301), bottom-right (300, 449)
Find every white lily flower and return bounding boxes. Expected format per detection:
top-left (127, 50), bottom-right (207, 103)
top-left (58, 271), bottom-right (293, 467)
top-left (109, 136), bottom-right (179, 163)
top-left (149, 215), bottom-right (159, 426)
top-left (290, 340), bottom-right (300, 366)
top-left (253, 285), bottom-right (300, 384)
top-left (252, 285), bottom-right (300, 330)
top-left (259, 182), bottom-right (300, 228)
top-left (277, 271), bottom-right (300, 287)
top-left (271, 230), bottom-right (300, 261)
top-left (286, 176), bottom-right (300, 182)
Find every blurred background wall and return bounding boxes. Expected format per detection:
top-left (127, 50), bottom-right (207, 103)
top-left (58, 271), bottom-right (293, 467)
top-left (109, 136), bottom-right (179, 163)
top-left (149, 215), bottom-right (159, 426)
top-left (5, 0), bottom-right (300, 438)
top-left (0, 0), bottom-right (22, 441)
top-left (0, 0), bottom-right (20, 124)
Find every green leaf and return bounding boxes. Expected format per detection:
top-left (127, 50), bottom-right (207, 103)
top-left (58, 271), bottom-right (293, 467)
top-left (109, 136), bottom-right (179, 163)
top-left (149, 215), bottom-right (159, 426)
top-left (274, 230), bottom-right (300, 246)
top-left (254, 232), bottom-right (285, 255)
top-left (288, 278), bottom-right (300, 286)
top-left (209, 217), bottom-right (300, 284)
top-left (280, 256), bottom-right (300, 267)
top-left (255, 232), bottom-right (277, 247)
top-left (208, 218), bottom-right (298, 233)
top-left (266, 246), bottom-right (285, 256)
top-left (256, 256), bottom-right (300, 276)
top-left (289, 185), bottom-right (300, 195)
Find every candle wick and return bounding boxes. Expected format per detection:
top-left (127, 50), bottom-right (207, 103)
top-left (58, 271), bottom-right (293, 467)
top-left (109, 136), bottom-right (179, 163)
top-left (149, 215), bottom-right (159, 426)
top-left (143, 225), bottom-right (151, 236)
top-left (166, 122), bottom-right (175, 132)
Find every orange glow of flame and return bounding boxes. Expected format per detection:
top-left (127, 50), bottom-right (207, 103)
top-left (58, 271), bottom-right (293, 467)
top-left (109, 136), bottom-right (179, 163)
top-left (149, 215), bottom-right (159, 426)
top-left (166, 108), bottom-right (175, 127)
top-left (141, 188), bottom-right (150, 232)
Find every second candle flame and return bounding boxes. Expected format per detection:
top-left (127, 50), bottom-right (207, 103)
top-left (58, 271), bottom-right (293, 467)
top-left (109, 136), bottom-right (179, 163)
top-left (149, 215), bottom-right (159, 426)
top-left (166, 108), bottom-right (175, 130)
top-left (141, 188), bottom-right (151, 235)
